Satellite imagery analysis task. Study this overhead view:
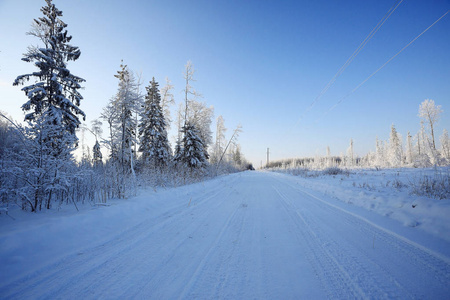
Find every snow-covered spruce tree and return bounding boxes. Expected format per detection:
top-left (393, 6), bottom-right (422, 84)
top-left (99, 63), bottom-right (139, 198)
top-left (138, 77), bottom-right (171, 169)
top-left (232, 144), bottom-right (243, 168)
top-left (179, 61), bottom-right (213, 161)
top-left (13, 0), bottom-right (85, 154)
top-left (93, 140), bottom-right (103, 168)
top-left (180, 122), bottom-right (207, 171)
top-left (112, 62), bottom-right (139, 176)
top-left (90, 118), bottom-right (103, 168)
top-left (173, 137), bottom-right (183, 163)
top-left (188, 101), bottom-right (213, 160)
top-left (174, 60), bottom-right (212, 175)
top-left (388, 124), bottom-right (402, 167)
top-left (12, 0), bottom-right (84, 210)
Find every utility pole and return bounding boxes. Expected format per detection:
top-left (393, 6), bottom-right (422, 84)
top-left (266, 148), bottom-right (270, 167)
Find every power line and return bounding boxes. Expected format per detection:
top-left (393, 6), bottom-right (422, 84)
top-left (317, 9), bottom-right (450, 121)
top-left (291, 0), bottom-right (404, 130)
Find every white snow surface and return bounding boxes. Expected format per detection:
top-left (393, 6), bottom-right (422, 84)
top-left (1, 171), bottom-right (449, 299)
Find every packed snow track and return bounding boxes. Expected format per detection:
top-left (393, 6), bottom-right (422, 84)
top-left (1, 171), bottom-right (449, 299)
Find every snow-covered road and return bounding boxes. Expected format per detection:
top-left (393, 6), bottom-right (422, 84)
top-left (1, 171), bottom-right (449, 299)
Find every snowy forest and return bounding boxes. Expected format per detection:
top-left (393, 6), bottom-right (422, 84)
top-left (267, 99), bottom-right (449, 170)
top-left (0, 0), bottom-right (252, 212)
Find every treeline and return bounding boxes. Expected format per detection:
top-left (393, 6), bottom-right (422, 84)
top-left (268, 99), bottom-right (449, 170)
top-left (0, 0), bottom-right (251, 212)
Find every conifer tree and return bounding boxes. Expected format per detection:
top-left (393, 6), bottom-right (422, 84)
top-left (406, 132), bottom-right (414, 164)
top-left (179, 61), bottom-right (212, 161)
top-left (93, 140), bottom-right (103, 168)
top-left (389, 124), bottom-right (402, 167)
top-left (173, 137), bottom-right (183, 163)
top-left (113, 62), bottom-right (138, 175)
top-left (233, 144), bottom-right (242, 167)
top-left (375, 137), bottom-right (385, 167)
top-left (11, 0), bottom-right (84, 210)
top-left (138, 77), bottom-right (171, 168)
top-left (180, 122), bottom-right (207, 171)
top-left (13, 0), bottom-right (85, 156)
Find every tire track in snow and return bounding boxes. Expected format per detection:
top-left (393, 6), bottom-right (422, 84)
top-left (273, 185), bottom-right (367, 299)
top-left (294, 187), bottom-right (450, 298)
top-left (176, 196), bottom-right (244, 299)
top-left (272, 174), bottom-right (450, 299)
top-left (275, 186), bottom-right (412, 299)
top-left (122, 192), bottom-right (240, 299)
top-left (1, 178), bottom-right (239, 299)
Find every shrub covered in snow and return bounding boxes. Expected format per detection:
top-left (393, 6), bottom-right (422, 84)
top-left (411, 170), bottom-right (450, 200)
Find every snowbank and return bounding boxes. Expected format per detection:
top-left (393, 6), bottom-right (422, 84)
top-left (271, 167), bottom-right (450, 242)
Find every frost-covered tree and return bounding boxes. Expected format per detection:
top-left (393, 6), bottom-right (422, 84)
top-left (0, 113), bottom-right (16, 160)
top-left (93, 140), bottom-right (103, 168)
top-left (232, 144), bottom-right (243, 167)
top-left (326, 146), bottom-right (333, 167)
top-left (189, 101), bottom-right (214, 158)
top-left (112, 62), bottom-right (139, 175)
top-left (138, 77), bottom-right (171, 168)
top-left (416, 121), bottom-right (427, 156)
top-left (91, 119), bottom-right (103, 168)
top-left (346, 139), bottom-right (354, 167)
top-left (3, 114), bottom-right (77, 211)
top-left (173, 137), bottom-right (183, 163)
top-left (160, 77), bottom-right (175, 131)
top-left (173, 103), bottom-right (185, 165)
top-left (9, 0), bottom-right (85, 210)
top-left (418, 99), bottom-right (442, 151)
top-left (101, 101), bottom-right (118, 160)
top-left (440, 129), bottom-right (450, 161)
top-left (211, 115), bottom-right (226, 164)
top-left (178, 61), bottom-right (212, 162)
top-left (180, 122), bottom-right (207, 171)
top-left (388, 124), bottom-right (402, 167)
top-left (405, 132), bottom-right (414, 164)
top-left (182, 61), bottom-right (199, 123)
top-left (98, 64), bottom-right (140, 198)
top-left (13, 0), bottom-right (85, 156)
top-left (413, 122), bottom-right (432, 167)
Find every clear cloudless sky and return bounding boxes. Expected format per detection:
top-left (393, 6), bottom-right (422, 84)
top-left (1, 0), bottom-right (449, 167)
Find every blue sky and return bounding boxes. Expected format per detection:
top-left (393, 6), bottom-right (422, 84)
top-left (1, 0), bottom-right (449, 167)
